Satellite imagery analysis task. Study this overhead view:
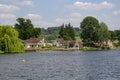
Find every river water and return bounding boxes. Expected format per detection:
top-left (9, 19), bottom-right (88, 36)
top-left (0, 50), bottom-right (120, 80)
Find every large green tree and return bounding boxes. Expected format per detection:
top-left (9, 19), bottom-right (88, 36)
top-left (97, 22), bottom-right (110, 41)
top-left (109, 30), bottom-right (116, 41)
top-left (0, 25), bottom-right (24, 53)
top-left (80, 16), bottom-right (99, 46)
top-left (59, 23), bottom-right (76, 40)
top-left (114, 30), bottom-right (120, 45)
top-left (15, 18), bottom-right (41, 40)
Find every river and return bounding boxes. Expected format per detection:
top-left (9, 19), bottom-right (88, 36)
top-left (0, 50), bottom-right (120, 80)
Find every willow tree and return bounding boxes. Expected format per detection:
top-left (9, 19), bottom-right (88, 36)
top-left (0, 25), bottom-right (24, 53)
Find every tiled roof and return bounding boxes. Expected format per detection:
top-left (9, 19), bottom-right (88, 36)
top-left (24, 38), bottom-right (43, 43)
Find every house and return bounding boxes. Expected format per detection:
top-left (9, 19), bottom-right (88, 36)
top-left (24, 37), bottom-right (45, 49)
top-left (107, 40), bottom-right (114, 48)
top-left (94, 40), bottom-right (114, 48)
top-left (64, 40), bottom-right (82, 49)
top-left (54, 38), bottom-right (64, 47)
top-left (54, 38), bottom-right (82, 49)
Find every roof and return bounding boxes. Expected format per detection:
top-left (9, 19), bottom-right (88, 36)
top-left (56, 38), bottom-right (82, 44)
top-left (24, 38), bottom-right (43, 43)
top-left (56, 38), bottom-right (64, 44)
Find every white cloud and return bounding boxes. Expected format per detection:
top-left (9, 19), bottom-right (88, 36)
top-left (54, 12), bottom-right (83, 27)
top-left (24, 13), bottom-right (55, 28)
top-left (70, 12), bottom-right (82, 18)
top-left (0, 4), bottom-right (19, 12)
top-left (66, 1), bottom-right (114, 10)
top-left (54, 17), bottom-right (81, 27)
top-left (25, 14), bottom-right (42, 20)
top-left (113, 10), bottom-right (120, 15)
top-left (0, 13), bottom-right (16, 25)
top-left (20, 0), bottom-right (34, 6)
top-left (55, 18), bottom-right (78, 23)
top-left (9, 0), bottom-right (34, 7)
top-left (55, 12), bottom-right (82, 23)
top-left (34, 21), bottom-right (55, 28)
top-left (0, 13), bottom-right (16, 19)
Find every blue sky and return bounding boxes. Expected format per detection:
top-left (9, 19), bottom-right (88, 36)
top-left (0, 0), bottom-right (120, 30)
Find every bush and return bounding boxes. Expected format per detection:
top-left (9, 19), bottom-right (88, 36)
top-left (101, 46), bottom-right (110, 50)
top-left (79, 46), bottom-right (97, 50)
top-left (0, 50), bottom-right (4, 54)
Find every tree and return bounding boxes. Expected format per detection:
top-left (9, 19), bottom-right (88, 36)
top-left (95, 22), bottom-right (110, 41)
top-left (114, 30), bottom-right (120, 45)
top-left (66, 23), bottom-right (76, 40)
top-left (59, 23), bottom-right (76, 40)
top-left (15, 17), bottom-right (41, 40)
top-left (74, 27), bottom-right (80, 36)
top-left (80, 16), bottom-right (99, 46)
top-left (0, 25), bottom-right (24, 53)
top-left (100, 22), bottom-right (110, 40)
top-left (15, 18), bottom-right (33, 29)
top-left (59, 24), bottom-right (65, 38)
top-left (109, 30), bottom-right (116, 41)
top-left (33, 28), bottom-right (41, 38)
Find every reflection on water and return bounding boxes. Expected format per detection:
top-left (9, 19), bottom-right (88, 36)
top-left (0, 50), bottom-right (120, 80)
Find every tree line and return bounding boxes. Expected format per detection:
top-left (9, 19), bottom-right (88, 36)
top-left (41, 25), bottom-right (80, 42)
top-left (0, 16), bottom-right (120, 53)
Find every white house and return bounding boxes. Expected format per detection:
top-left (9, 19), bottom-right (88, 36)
top-left (24, 37), bottom-right (45, 49)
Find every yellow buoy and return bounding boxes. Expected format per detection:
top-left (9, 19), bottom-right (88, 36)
top-left (21, 59), bottom-right (26, 63)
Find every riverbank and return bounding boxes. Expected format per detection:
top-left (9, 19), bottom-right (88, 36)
top-left (25, 46), bottom-right (119, 52)
top-left (0, 50), bottom-right (4, 54)
top-left (25, 48), bottom-right (80, 52)
top-left (0, 46), bottom-right (119, 54)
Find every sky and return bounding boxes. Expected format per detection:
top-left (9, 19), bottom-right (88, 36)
top-left (0, 0), bottom-right (120, 30)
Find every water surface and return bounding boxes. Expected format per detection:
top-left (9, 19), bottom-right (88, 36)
top-left (0, 50), bottom-right (120, 80)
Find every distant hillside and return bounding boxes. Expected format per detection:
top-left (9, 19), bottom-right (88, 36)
top-left (41, 27), bottom-right (81, 42)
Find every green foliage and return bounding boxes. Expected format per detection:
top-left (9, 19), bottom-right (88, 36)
top-left (59, 23), bottom-right (76, 40)
top-left (47, 27), bottom-right (60, 34)
top-left (80, 16), bottom-right (111, 48)
top-left (41, 25), bottom-right (80, 42)
top-left (15, 18), bottom-right (33, 29)
top-left (45, 35), bottom-right (56, 41)
top-left (0, 50), bottom-right (3, 54)
top-left (95, 22), bottom-right (110, 42)
top-left (109, 30), bottom-right (120, 46)
top-left (80, 16), bottom-right (99, 46)
top-left (101, 46), bottom-right (110, 50)
top-left (0, 25), bottom-right (24, 53)
top-left (79, 46), bottom-right (97, 51)
top-left (114, 30), bottom-right (120, 43)
top-left (114, 30), bottom-right (120, 38)
top-left (15, 17), bottom-right (41, 40)
top-left (33, 28), bottom-right (41, 37)
top-left (41, 27), bottom-right (60, 41)
top-left (41, 27), bottom-right (60, 35)
top-left (109, 30), bottom-right (116, 40)
top-left (74, 27), bottom-right (81, 36)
